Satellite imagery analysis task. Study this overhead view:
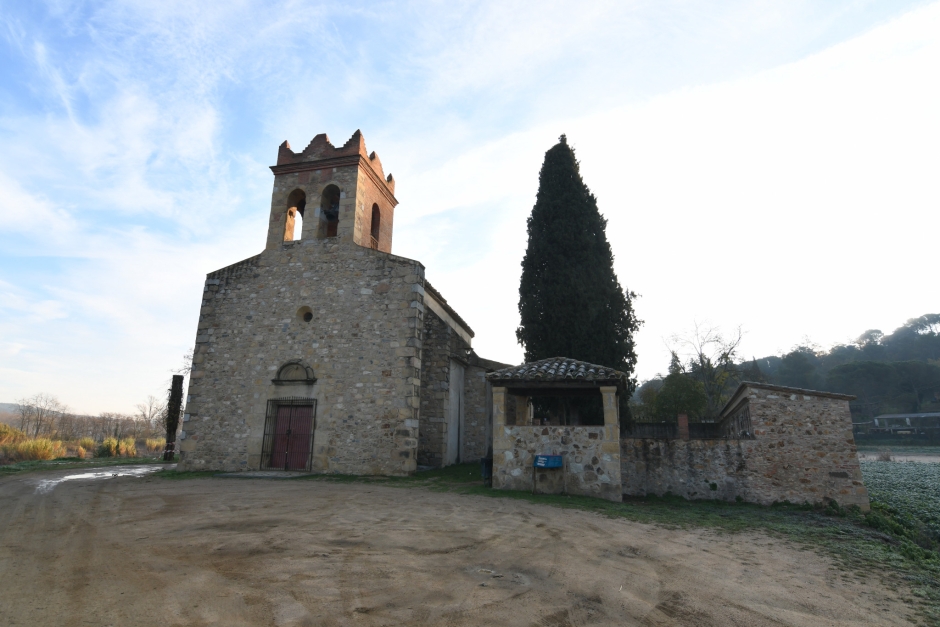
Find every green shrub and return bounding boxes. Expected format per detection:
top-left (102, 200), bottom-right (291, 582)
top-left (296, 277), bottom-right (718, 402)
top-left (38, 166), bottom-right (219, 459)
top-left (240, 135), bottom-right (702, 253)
top-left (96, 437), bottom-right (119, 458)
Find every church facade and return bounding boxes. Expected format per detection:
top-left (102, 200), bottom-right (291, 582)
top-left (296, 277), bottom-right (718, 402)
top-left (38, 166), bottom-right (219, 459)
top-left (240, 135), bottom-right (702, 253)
top-left (178, 131), bottom-right (506, 474)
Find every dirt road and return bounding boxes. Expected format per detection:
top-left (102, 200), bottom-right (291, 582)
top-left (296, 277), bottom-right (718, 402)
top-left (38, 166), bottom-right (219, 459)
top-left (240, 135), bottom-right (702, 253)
top-left (0, 467), bottom-right (912, 626)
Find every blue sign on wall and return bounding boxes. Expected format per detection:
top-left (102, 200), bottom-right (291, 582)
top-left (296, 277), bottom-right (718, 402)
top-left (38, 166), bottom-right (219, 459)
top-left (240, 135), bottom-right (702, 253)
top-left (534, 455), bottom-right (563, 469)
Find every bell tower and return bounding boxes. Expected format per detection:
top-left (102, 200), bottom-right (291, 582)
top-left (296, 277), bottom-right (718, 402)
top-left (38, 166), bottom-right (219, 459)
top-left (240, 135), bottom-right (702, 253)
top-left (265, 130), bottom-right (398, 252)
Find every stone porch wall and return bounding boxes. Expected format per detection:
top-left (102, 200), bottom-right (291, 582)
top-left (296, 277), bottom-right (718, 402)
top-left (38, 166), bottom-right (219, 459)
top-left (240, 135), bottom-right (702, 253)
top-left (492, 387), bottom-right (622, 502)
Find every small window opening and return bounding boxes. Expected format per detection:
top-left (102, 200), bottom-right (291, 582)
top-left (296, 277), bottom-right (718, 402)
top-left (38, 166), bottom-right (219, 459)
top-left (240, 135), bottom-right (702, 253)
top-left (370, 204), bottom-right (381, 250)
top-left (319, 185), bottom-right (340, 238)
top-left (284, 189), bottom-right (307, 242)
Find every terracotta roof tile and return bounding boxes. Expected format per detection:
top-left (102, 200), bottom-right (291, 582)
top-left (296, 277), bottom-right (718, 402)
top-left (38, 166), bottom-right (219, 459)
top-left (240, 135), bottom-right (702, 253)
top-left (486, 357), bottom-right (628, 387)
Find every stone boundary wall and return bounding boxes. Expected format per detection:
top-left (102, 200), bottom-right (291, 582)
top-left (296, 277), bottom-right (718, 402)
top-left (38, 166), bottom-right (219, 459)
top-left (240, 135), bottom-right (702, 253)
top-left (621, 384), bottom-right (870, 510)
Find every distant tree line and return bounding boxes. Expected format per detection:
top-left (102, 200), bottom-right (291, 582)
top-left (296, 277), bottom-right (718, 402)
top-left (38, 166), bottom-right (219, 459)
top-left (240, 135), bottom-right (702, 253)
top-left (9, 353), bottom-right (192, 443)
top-left (750, 314), bottom-right (940, 419)
top-left (13, 389), bottom-right (180, 442)
top-left (632, 314), bottom-right (940, 423)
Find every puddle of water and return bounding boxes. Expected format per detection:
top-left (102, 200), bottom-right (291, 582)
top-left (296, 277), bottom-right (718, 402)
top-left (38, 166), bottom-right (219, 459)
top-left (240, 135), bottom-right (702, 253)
top-left (35, 465), bottom-right (162, 494)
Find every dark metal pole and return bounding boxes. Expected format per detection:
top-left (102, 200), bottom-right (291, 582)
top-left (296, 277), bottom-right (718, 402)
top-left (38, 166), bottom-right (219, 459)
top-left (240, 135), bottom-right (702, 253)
top-left (164, 375), bottom-right (184, 461)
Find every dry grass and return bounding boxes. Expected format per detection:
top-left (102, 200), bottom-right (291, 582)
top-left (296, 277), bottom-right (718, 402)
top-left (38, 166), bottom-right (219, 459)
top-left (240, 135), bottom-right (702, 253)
top-left (96, 436), bottom-right (138, 458)
top-left (76, 446), bottom-right (87, 458)
top-left (77, 437), bottom-right (95, 451)
top-left (145, 438), bottom-right (164, 454)
top-left (119, 437), bottom-right (137, 457)
top-left (0, 423), bottom-right (25, 446)
top-left (877, 450), bottom-right (894, 462)
top-left (1, 438), bottom-right (66, 462)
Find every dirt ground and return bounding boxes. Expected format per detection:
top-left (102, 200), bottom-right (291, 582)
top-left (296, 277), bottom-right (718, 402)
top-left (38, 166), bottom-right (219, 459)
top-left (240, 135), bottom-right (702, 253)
top-left (0, 467), bottom-right (915, 627)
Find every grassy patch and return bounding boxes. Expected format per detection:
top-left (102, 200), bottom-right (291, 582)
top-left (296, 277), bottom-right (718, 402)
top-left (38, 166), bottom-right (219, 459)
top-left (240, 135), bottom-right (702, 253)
top-left (857, 442), bottom-right (940, 453)
top-left (153, 469), bottom-right (220, 480)
top-left (0, 456), bottom-right (170, 475)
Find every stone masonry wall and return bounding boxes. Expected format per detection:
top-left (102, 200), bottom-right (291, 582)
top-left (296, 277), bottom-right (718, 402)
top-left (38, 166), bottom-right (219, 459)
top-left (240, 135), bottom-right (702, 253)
top-left (179, 238), bottom-right (424, 475)
top-left (356, 166), bottom-right (395, 252)
top-left (462, 365), bottom-right (490, 462)
top-left (493, 387), bottom-right (622, 502)
top-left (416, 304), bottom-right (480, 467)
top-left (417, 308), bottom-right (453, 467)
top-left (621, 385), bottom-right (870, 510)
top-left (494, 426), bottom-right (622, 502)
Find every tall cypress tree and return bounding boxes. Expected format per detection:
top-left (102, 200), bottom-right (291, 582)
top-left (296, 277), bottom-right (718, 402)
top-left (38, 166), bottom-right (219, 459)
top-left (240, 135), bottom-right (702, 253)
top-left (516, 135), bottom-right (640, 392)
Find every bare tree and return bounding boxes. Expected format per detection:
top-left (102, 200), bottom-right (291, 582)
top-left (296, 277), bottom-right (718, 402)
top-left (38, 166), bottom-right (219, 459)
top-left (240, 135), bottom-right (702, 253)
top-left (175, 349), bottom-right (193, 376)
top-left (15, 393), bottom-right (68, 438)
top-left (136, 395), bottom-right (165, 436)
top-left (54, 411), bottom-right (84, 441)
top-left (669, 323), bottom-right (743, 420)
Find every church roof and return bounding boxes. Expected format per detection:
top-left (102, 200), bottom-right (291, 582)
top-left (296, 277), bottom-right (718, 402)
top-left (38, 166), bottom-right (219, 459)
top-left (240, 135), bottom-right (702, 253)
top-left (486, 357), bottom-right (628, 390)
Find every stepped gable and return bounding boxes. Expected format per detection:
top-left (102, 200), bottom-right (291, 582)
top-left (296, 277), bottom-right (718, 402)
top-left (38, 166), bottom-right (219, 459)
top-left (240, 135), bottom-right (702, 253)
top-left (275, 130), bottom-right (395, 194)
top-left (487, 357), bottom-right (628, 389)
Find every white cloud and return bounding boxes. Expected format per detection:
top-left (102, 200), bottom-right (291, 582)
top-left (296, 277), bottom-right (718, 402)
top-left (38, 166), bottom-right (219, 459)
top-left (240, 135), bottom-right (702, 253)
top-left (396, 1), bottom-right (940, 379)
top-left (0, 0), bottom-right (936, 412)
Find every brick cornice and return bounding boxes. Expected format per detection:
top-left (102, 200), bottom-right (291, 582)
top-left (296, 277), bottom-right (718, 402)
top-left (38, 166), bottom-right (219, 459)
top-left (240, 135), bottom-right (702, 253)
top-left (270, 155), bottom-right (398, 207)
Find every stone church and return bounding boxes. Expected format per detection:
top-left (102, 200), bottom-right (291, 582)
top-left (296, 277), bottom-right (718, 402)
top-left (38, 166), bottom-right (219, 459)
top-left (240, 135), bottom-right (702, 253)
top-left (178, 131), bottom-right (507, 474)
top-left (178, 130), bottom-right (869, 512)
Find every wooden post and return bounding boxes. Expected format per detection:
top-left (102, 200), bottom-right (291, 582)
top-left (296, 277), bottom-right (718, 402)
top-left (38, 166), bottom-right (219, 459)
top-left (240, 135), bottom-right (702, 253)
top-left (599, 386), bottom-right (620, 441)
top-left (164, 375), bottom-right (184, 461)
top-left (515, 395), bottom-right (531, 426)
top-left (491, 387), bottom-right (507, 488)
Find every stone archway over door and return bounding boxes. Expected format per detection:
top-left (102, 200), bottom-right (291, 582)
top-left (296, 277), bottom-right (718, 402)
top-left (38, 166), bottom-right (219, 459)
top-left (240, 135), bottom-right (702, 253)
top-left (446, 360), bottom-right (465, 466)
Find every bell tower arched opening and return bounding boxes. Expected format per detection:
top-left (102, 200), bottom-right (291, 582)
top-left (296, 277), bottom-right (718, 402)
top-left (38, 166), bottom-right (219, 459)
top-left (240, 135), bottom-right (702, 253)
top-left (370, 204), bottom-right (381, 249)
top-left (285, 189), bottom-right (306, 241)
top-left (319, 185), bottom-right (341, 239)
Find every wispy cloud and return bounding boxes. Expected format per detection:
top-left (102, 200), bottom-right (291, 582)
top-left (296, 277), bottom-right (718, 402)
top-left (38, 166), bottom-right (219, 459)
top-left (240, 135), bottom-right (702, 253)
top-left (0, 0), bottom-right (933, 411)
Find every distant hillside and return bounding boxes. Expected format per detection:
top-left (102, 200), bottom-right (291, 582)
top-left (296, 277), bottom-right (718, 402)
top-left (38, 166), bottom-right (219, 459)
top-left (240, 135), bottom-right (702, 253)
top-left (0, 404), bottom-right (18, 427)
top-left (633, 314), bottom-right (940, 423)
top-left (745, 314), bottom-right (940, 418)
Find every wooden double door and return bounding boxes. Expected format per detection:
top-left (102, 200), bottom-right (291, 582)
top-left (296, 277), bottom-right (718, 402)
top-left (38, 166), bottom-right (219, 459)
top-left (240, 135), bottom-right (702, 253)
top-left (262, 400), bottom-right (316, 471)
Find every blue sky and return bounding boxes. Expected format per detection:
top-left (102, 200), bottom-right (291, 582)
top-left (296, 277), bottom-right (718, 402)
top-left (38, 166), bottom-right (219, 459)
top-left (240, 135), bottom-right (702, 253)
top-left (1, 0), bottom-right (938, 414)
